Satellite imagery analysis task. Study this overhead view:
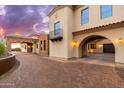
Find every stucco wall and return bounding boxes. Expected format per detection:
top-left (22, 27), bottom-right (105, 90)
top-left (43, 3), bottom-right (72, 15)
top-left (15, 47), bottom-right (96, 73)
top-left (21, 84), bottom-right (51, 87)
top-left (21, 43), bottom-right (27, 52)
top-left (49, 7), bottom-right (74, 58)
top-left (74, 27), bottom-right (124, 63)
top-left (35, 42), bottom-right (40, 54)
top-left (49, 5), bottom-right (124, 63)
top-left (74, 5), bottom-right (124, 32)
top-left (39, 35), bottom-right (49, 56)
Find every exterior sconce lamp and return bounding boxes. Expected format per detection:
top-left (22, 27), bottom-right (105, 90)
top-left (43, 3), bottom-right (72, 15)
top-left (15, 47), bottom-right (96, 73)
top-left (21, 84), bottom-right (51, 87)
top-left (97, 44), bottom-right (103, 48)
top-left (71, 40), bottom-right (79, 47)
top-left (88, 49), bottom-right (94, 53)
top-left (28, 46), bottom-right (31, 48)
top-left (118, 37), bottom-right (123, 44)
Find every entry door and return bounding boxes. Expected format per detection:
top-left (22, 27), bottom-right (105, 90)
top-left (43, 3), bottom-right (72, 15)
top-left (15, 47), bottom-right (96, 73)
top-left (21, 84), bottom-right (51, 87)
top-left (103, 43), bottom-right (115, 53)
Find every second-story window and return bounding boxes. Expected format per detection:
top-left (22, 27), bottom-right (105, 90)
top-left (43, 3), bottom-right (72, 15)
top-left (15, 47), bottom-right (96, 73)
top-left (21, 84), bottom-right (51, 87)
top-left (81, 7), bottom-right (89, 25)
top-left (100, 5), bottom-right (112, 19)
top-left (54, 22), bottom-right (60, 35)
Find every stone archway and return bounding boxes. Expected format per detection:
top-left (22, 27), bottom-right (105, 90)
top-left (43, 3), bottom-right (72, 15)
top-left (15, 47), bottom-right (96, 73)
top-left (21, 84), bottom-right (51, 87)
top-left (78, 35), bottom-right (115, 62)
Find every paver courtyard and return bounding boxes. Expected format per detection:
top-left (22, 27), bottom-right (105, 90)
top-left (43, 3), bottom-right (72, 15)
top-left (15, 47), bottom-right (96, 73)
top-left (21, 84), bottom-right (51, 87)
top-left (0, 52), bottom-right (124, 88)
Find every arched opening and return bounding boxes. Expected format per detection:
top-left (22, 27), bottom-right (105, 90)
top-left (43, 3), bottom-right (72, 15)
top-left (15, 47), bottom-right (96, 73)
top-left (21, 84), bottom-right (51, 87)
top-left (10, 41), bottom-right (33, 53)
top-left (25, 42), bottom-right (33, 53)
top-left (11, 42), bottom-right (21, 52)
top-left (79, 35), bottom-right (115, 62)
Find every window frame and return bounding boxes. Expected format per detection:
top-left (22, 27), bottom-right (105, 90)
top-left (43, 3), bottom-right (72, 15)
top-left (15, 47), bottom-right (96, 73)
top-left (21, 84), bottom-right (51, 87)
top-left (81, 7), bottom-right (89, 25)
top-left (40, 41), bottom-right (42, 51)
top-left (36, 44), bottom-right (38, 49)
top-left (54, 21), bottom-right (60, 35)
top-left (44, 40), bottom-right (46, 51)
top-left (100, 5), bottom-right (112, 19)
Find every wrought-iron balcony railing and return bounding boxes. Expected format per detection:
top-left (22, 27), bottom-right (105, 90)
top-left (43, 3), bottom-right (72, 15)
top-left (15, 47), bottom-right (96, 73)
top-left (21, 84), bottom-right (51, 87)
top-left (49, 29), bottom-right (63, 41)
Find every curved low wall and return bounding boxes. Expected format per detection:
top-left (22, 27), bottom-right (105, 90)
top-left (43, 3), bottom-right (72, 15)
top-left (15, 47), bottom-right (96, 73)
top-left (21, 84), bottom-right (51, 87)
top-left (0, 54), bottom-right (16, 76)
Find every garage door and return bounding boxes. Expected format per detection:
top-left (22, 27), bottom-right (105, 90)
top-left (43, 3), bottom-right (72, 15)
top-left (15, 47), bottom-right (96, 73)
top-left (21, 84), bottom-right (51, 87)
top-left (103, 44), bottom-right (115, 53)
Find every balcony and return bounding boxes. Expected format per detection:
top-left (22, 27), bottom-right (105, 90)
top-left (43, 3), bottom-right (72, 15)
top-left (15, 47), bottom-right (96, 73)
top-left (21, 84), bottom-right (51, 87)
top-left (49, 29), bottom-right (63, 42)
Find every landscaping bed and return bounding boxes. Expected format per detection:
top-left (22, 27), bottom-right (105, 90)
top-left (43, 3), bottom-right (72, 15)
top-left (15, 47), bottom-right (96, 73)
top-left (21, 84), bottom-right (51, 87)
top-left (0, 53), bottom-right (16, 76)
top-left (0, 53), bottom-right (11, 58)
top-left (0, 42), bottom-right (16, 76)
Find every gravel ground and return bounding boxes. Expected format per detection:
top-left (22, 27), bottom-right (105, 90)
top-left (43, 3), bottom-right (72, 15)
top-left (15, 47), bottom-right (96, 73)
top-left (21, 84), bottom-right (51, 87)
top-left (0, 52), bottom-right (124, 88)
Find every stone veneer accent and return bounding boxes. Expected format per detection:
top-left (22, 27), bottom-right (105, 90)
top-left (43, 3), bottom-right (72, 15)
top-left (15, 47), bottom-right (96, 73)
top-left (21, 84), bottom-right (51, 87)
top-left (0, 54), bottom-right (16, 76)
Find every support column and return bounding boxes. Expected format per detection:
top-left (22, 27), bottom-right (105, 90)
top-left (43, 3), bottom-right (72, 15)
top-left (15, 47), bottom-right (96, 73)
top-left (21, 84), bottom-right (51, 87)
top-left (115, 44), bottom-right (124, 63)
top-left (32, 43), bottom-right (37, 54)
top-left (6, 41), bottom-right (11, 53)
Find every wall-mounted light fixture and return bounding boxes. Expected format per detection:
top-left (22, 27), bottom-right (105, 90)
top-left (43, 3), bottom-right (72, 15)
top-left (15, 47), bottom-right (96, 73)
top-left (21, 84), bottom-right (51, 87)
top-left (28, 46), bottom-right (31, 48)
top-left (88, 49), bottom-right (94, 53)
top-left (118, 37), bottom-right (123, 44)
top-left (97, 44), bottom-right (103, 48)
top-left (71, 40), bottom-right (79, 47)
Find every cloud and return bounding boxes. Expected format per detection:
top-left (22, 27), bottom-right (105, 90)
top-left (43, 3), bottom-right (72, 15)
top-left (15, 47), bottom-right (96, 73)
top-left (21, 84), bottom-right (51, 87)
top-left (25, 6), bottom-right (34, 15)
top-left (0, 5), bottom-right (54, 36)
top-left (0, 6), bottom-right (6, 16)
top-left (42, 16), bottom-right (49, 23)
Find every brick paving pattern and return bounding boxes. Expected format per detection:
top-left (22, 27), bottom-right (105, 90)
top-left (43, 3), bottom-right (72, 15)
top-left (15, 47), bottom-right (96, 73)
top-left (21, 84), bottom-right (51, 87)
top-left (0, 52), bottom-right (124, 88)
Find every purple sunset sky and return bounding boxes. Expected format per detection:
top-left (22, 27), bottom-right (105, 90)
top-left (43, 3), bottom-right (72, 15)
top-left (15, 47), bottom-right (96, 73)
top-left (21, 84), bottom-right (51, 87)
top-left (0, 5), bottom-right (54, 36)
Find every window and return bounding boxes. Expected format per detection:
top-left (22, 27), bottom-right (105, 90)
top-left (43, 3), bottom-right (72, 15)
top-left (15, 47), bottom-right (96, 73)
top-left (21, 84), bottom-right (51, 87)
top-left (100, 5), bottom-right (112, 19)
top-left (36, 44), bottom-right (38, 48)
top-left (25, 45), bottom-right (27, 49)
top-left (40, 41), bottom-right (42, 51)
top-left (90, 44), bottom-right (96, 49)
top-left (44, 40), bottom-right (46, 51)
top-left (54, 22), bottom-right (60, 35)
top-left (81, 8), bottom-right (89, 25)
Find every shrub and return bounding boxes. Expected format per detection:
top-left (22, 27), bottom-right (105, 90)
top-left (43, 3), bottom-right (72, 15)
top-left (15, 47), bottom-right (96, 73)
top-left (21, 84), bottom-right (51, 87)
top-left (0, 42), bottom-right (5, 56)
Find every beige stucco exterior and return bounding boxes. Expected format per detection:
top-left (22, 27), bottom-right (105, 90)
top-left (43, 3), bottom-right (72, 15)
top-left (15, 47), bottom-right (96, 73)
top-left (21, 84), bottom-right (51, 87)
top-left (38, 35), bottom-right (49, 56)
top-left (74, 27), bottom-right (124, 63)
top-left (74, 5), bottom-right (124, 32)
top-left (21, 43), bottom-right (28, 52)
top-left (49, 6), bottom-right (74, 58)
top-left (49, 5), bottom-right (124, 63)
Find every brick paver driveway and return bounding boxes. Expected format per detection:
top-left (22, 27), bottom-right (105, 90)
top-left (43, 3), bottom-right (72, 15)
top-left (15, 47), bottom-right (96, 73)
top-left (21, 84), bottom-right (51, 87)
top-left (0, 52), bottom-right (124, 88)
